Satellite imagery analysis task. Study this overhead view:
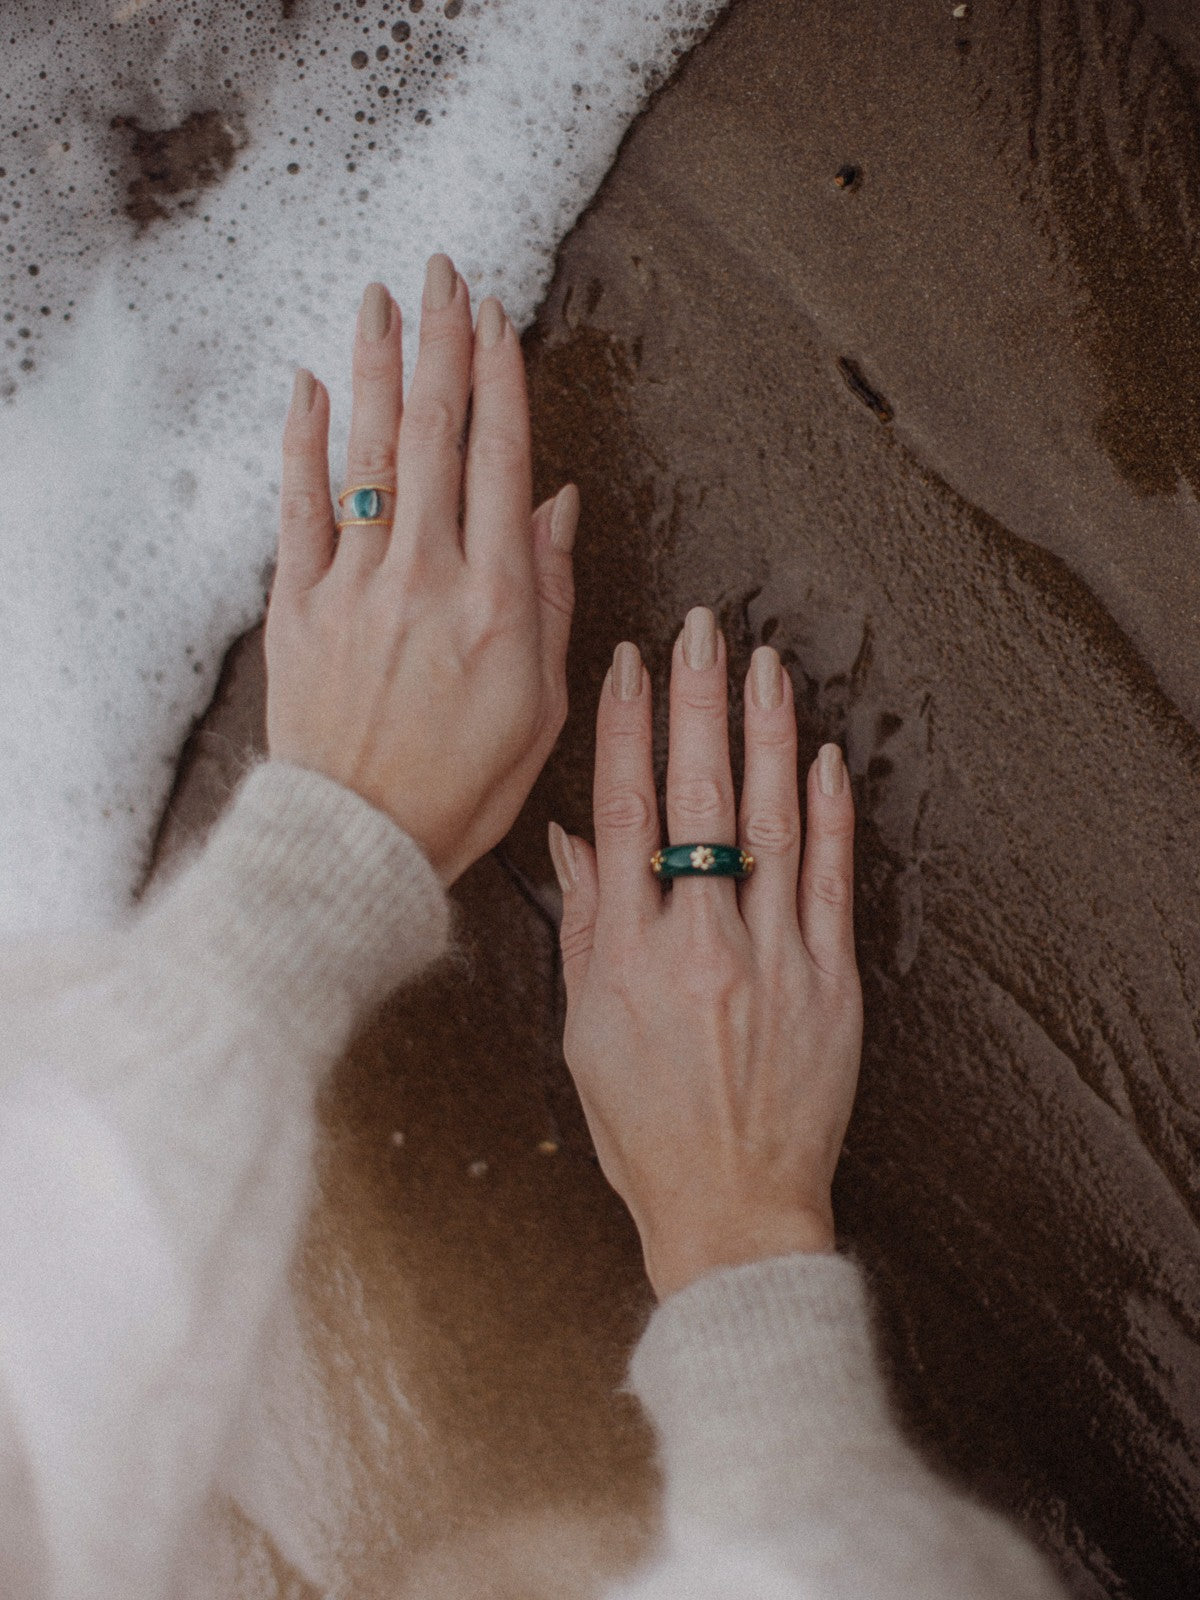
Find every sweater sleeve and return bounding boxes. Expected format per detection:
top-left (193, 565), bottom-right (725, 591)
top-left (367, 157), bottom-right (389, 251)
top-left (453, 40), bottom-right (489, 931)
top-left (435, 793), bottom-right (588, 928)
top-left (608, 1253), bottom-right (1068, 1600)
top-left (0, 760), bottom-right (450, 1600)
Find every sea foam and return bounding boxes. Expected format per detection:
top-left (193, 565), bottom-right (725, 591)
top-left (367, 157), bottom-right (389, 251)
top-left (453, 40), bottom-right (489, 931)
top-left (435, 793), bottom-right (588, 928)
top-left (0, 0), bottom-right (726, 934)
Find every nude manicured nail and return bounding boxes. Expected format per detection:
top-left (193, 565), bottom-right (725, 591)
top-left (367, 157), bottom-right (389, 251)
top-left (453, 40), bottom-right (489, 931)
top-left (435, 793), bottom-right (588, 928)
top-left (548, 821), bottom-right (577, 893)
top-left (612, 640), bottom-right (642, 700)
top-left (359, 281), bottom-right (391, 342)
top-left (477, 297), bottom-right (506, 348)
top-left (424, 253), bottom-right (456, 310)
top-left (550, 484), bottom-right (580, 553)
top-left (818, 743), bottom-right (846, 797)
top-left (751, 645), bottom-right (782, 709)
top-left (291, 367), bottom-right (315, 412)
top-left (682, 606), bottom-right (717, 670)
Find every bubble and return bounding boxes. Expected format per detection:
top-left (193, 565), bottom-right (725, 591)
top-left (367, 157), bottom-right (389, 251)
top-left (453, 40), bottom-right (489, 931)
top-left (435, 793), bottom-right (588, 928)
top-left (0, 0), bottom-right (729, 932)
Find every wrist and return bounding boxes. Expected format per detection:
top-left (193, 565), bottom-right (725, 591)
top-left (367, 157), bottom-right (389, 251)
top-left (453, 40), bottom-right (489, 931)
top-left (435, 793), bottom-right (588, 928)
top-left (644, 1207), bottom-right (837, 1302)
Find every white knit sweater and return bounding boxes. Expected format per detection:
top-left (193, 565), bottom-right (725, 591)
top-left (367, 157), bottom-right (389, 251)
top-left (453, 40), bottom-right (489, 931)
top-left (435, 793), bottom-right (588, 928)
top-left (0, 761), bottom-right (1068, 1600)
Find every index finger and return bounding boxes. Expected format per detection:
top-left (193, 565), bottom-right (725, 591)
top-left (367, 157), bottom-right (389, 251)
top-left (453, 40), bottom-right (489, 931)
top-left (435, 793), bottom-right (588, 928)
top-left (462, 296), bottom-right (533, 576)
top-left (593, 641), bottom-right (662, 928)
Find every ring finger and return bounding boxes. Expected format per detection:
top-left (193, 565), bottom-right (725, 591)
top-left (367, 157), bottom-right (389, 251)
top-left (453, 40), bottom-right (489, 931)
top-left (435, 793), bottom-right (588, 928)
top-left (666, 606), bottom-right (738, 914)
top-left (338, 279), bottom-right (403, 575)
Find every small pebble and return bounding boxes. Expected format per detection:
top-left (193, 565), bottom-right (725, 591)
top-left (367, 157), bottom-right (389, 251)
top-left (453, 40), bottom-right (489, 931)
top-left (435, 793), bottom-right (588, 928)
top-left (537, 1140), bottom-right (559, 1156)
top-left (467, 1160), bottom-right (489, 1179)
top-left (833, 164), bottom-right (860, 190)
top-left (390, 1130), bottom-right (405, 1147)
top-left (952, 4), bottom-right (968, 16)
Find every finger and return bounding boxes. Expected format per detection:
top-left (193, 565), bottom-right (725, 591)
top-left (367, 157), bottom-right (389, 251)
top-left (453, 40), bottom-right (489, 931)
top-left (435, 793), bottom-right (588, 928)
top-left (274, 368), bottom-right (335, 594)
top-left (666, 606), bottom-right (737, 912)
top-left (388, 253), bottom-right (473, 567)
top-left (462, 296), bottom-right (533, 577)
top-left (533, 484), bottom-right (578, 688)
top-left (799, 744), bottom-right (858, 977)
top-left (549, 822), bottom-right (597, 1001)
top-left (336, 281), bottom-right (403, 577)
top-left (737, 647), bottom-right (802, 944)
top-left (594, 641), bottom-right (661, 927)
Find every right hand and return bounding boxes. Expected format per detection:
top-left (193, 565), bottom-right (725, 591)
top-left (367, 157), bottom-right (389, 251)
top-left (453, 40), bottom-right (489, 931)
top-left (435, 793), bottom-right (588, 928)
top-left (548, 607), bottom-right (863, 1301)
top-left (265, 257), bottom-right (578, 887)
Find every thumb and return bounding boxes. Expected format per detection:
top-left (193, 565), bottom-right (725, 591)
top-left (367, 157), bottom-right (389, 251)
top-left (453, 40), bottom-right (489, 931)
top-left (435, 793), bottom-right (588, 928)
top-left (548, 823), bottom-right (597, 1000)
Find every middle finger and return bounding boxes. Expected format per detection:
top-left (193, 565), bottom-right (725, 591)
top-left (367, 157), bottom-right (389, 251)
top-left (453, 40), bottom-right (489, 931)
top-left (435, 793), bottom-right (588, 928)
top-left (391, 252), bottom-right (474, 563)
top-left (666, 606), bottom-right (738, 910)
top-left (337, 280), bottom-right (402, 577)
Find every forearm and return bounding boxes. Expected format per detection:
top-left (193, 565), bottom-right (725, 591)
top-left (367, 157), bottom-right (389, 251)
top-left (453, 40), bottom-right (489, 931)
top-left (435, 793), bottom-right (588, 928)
top-left (616, 1252), bottom-right (1066, 1600)
top-left (0, 760), bottom-right (449, 1600)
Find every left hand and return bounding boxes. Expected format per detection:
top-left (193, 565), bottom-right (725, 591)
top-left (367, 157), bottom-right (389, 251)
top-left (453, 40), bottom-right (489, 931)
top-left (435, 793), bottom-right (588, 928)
top-left (264, 255), bottom-right (578, 884)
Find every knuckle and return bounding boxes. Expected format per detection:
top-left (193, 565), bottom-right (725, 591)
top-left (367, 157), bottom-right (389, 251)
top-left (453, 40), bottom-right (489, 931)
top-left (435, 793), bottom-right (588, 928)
top-left (810, 870), bottom-right (851, 910)
top-left (279, 485), bottom-right (332, 526)
top-left (748, 721), bottom-right (796, 753)
top-left (820, 810), bottom-right (857, 842)
top-left (559, 923), bottom-right (594, 968)
top-left (403, 396), bottom-right (463, 452)
top-left (594, 784), bottom-right (654, 836)
top-left (535, 563), bottom-right (575, 620)
top-left (741, 809), bottom-right (800, 855)
top-left (353, 342), bottom-right (398, 381)
top-left (418, 312), bottom-right (465, 351)
top-left (670, 775), bottom-right (731, 824)
top-left (602, 718), bottom-right (648, 748)
top-left (345, 444), bottom-right (396, 483)
top-left (470, 427), bottom-right (527, 472)
top-left (281, 427), bottom-right (319, 463)
top-left (676, 682), bottom-right (725, 714)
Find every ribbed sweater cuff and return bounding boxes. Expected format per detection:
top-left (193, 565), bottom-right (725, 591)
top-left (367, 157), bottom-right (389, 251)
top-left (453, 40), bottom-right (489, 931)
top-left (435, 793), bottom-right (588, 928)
top-left (136, 760), bottom-right (451, 1056)
top-left (626, 1253), bottom-right (898, 1532)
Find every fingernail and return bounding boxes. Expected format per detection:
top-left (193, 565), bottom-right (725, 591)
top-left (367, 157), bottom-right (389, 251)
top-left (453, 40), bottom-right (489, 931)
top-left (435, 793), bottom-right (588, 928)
top-left (682, 606), bottom-right (717, 670)
top-left (548, 821), bottom-right (578, 893)
top-left (612, 640), bottom-right (642, 701)
top-left (751, 645), bottom-right (782, 710)
top-left (424, 253), bottom-right (456, 311)
top-left (477, 297), bottom-right (506, 348)
top-left (291, 367), bottom-right (316, 413)
top-left (550, 484), bottom-right (580, 553)
top-left (818, 743), bottom-right (846, 797)
top-left (359, 281), bottom-right (392, 343)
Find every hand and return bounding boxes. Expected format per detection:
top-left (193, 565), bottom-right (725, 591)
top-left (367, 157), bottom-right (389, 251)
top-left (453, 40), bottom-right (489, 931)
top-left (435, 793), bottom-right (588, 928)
top-left (549, 608), bottom-right (863, 1301)
top-left (264, 255), bottom-right (579, 885)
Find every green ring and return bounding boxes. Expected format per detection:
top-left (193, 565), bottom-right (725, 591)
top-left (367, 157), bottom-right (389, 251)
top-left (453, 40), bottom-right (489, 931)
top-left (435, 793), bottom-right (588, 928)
top-left (651, 843), bottom-right (755, 881)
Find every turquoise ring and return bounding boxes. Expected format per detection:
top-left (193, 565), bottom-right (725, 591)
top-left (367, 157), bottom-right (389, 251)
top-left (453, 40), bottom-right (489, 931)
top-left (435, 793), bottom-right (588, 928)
top-left (336, 482), bottom-right (394, 529)
top-left (651, 843), bottom-right (755, 881)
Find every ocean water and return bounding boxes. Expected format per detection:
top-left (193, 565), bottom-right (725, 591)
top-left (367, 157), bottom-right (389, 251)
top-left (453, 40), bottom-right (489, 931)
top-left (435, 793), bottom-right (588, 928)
top-left (0, 0), bottom-right (727, 934)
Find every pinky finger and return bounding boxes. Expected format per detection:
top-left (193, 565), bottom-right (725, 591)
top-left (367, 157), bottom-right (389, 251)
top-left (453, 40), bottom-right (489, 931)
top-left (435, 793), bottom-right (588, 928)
top-left (799, 744), bottom-right (857, 978)
top-left (275, 368), bottom-right (336, 595)
top-left (549, 822), bottom-right (597, 1004)
top-left (534, 483), bottom-right (578, 684)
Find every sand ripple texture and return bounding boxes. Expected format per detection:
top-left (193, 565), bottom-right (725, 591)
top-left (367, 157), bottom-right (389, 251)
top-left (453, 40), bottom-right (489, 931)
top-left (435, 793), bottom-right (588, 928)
top-left (0, 0), bottom-right (728, 934)
top-left (513, 1), bottom-right (1200, 1594)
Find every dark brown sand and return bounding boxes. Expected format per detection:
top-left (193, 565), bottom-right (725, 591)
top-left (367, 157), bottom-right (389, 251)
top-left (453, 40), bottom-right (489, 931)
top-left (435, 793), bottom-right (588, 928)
top-left (154, 2), bottom-right (1200, 1595)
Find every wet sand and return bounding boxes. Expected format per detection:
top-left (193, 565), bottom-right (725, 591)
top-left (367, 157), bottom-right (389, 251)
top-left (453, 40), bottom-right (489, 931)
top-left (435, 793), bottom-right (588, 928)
top-left (154, 2), bottom-right (1200, 1595)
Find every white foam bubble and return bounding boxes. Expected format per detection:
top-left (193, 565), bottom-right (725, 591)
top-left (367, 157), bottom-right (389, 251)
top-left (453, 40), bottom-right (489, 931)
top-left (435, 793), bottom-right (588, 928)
top-left (0, 0), bottom-right (727, 934)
